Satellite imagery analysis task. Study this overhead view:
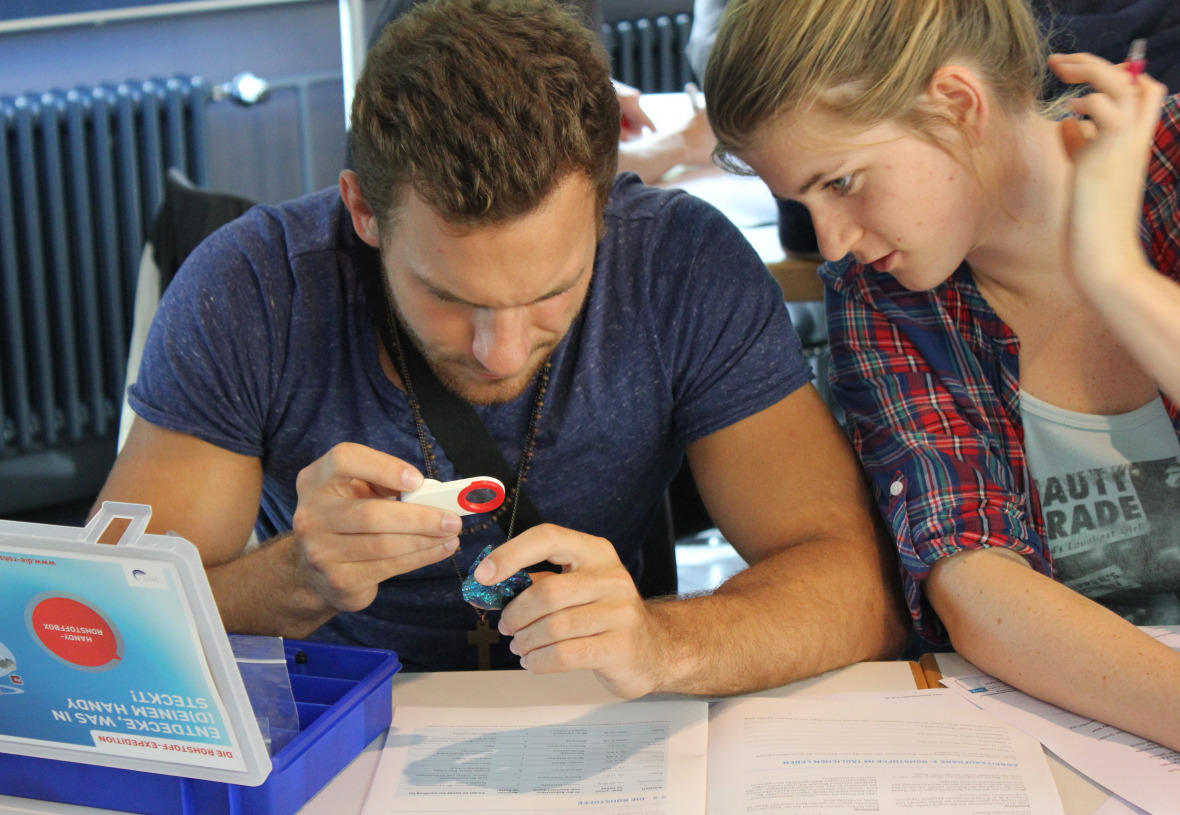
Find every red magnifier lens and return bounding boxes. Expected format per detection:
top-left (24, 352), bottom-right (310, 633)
top-left (458, 480), bottom-right (506, 513)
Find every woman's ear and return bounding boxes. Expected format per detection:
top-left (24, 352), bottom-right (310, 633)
top-left (926, 65), bottom-right (991, 140)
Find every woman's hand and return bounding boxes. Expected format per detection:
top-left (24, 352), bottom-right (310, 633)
top-left (1049, 52), bottom-right (1180, 401)
top-left (1048, 51), bottom-right (1168, 293)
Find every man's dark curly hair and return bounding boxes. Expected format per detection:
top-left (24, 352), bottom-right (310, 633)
top-left (350, 0), bottom-right (620, 234)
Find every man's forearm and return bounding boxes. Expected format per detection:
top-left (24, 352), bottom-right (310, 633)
top-left (205, 532), bottom-right (337, 638)
top-left (645, 535), bottom-right (907, 696)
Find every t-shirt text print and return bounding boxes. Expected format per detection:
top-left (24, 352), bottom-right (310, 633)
top-left (1037, 457), bottom-right (1180, 624)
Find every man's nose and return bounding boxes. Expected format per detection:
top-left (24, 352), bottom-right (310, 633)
top-left (471, 308), bottom-right (532, 376)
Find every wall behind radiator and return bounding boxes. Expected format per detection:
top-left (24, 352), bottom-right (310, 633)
top-left (0, 0), bottom-right (694, 207)
top-left (0, 0), bottom-right (374, 205)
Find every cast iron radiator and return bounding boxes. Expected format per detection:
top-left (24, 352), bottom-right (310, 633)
top-left (0, 76), bottom-right (209, 515)
top-left (602, 13), bottom-right (695, 93)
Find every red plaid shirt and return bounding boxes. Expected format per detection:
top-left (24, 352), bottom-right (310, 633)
top-left (822, 95), bottom-right (1180, 643)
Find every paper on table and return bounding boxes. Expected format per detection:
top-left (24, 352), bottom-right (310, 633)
top-left (1092, 796), bottom-right (1150, 815)
top-left (668, 171), bottom-right (780, 229)
top-left (942, 674), bottom-right (1180, 815)
top-left (705, 697), bottom-right (1064, 815)
top-left (361, 701), bottom-right (709, 815)
top-left (808, 688), bottom-right (979, 709)
top-left (1142, 625), bottom-right (1180, 649)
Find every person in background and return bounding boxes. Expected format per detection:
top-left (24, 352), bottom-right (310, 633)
top-left (96, 0), bottom-right (906, 692)
top-left (1039, 0), bottom-right (1180, 96)
top-left (613, 78), bottom-right (717, 184)
top-left (368, 0), bottom-right (715, 183)
top-left (686, 0), bottom-right (819, 261)
top-left (706, 0), bottom-right (1180, 750)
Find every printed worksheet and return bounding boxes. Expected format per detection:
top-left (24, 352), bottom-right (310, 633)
top-left (706, 697), bottom-right (1064, 814)
top-left (943, 673), bottom-right (1180, 815)
top-left (1143, 625), bottom-right (1180, 649)
top-left (361, 701), bottom-right (708, 814)
top-left (1092, 797), bottom-right (1150, 815)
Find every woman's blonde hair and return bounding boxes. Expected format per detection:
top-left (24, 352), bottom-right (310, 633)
top-left (705, 0), bottom-right (1052, 169)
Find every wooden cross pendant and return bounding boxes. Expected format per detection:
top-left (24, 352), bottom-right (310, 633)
top-left (467, 616), bottom-right (500, 671)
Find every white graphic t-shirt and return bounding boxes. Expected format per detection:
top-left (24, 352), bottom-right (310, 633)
top-left (1021, 391), bottom-right (1180, 625)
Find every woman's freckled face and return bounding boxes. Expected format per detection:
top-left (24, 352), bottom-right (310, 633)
top-left (739, 111), bottom-right (987, 291)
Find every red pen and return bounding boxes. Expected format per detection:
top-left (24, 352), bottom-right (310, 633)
top-left (1126, 38), bottom-right (1147, 82)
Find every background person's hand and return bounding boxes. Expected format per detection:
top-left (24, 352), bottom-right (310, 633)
top-left (617, 103), bottom-right (718, 183)
top-left (613, 79), bottom-right (657, 139)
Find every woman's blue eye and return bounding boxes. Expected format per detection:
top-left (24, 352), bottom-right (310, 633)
top-left (828, 173), bottom-right (855, 193)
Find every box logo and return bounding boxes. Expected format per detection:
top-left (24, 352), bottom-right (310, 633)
top-left (123, 563), bottom-right (167, 590)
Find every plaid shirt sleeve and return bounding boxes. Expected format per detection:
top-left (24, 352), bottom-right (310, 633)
top-left (1144, 96), bottom-right (1180, 287)
top-left (1142, 94), bottom-right (1180, 427)
top-left (822, 262), bottom-right (1051, 644)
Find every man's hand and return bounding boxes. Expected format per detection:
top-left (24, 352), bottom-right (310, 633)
top-left (96, 421), bottom-right (470, 638)
top-left (289, 443), bottom-right (463, 616)
top-left (473, 524), bottom-right (668, 698)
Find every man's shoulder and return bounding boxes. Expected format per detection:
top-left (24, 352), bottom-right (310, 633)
top-left (171, 187), bottom-right (354, 322)
top-left (600, 173), bottom-right (759, 282)
top-left (219, 187), bottom-right (349, 259)
top-left (179, 187), bottom-right (351, 298)
top-left (603, 172), bottom-right (728, 229)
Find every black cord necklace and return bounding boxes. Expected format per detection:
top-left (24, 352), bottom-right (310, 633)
top-left (386, 316), bottom-right (550, 670)
top-left (388, 321), bottom-right (550, 543)
top-left (354, 238), bottom-right (551, 669)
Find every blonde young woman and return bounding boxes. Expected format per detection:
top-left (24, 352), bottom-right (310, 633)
top-left (705, 0), bottom-right (1180, 750)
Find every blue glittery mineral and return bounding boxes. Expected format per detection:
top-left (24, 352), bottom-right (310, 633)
top-left (462, 544), bottom-right (533, 610)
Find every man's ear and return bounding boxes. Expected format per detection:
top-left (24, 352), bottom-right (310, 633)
top-left (339, 170), bottom-right (381, 248)
top-left (926, 65), bottom-right (990, 140)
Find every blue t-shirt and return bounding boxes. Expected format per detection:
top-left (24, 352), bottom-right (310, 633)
top-left (130, 173), bottom-right (810, 670)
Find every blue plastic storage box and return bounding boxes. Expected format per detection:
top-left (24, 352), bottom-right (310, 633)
top-left (0, 640), bottom-right (400, 815)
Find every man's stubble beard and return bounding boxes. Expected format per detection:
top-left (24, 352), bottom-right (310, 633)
top-left (386, 287), bottom-right (553, 406)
